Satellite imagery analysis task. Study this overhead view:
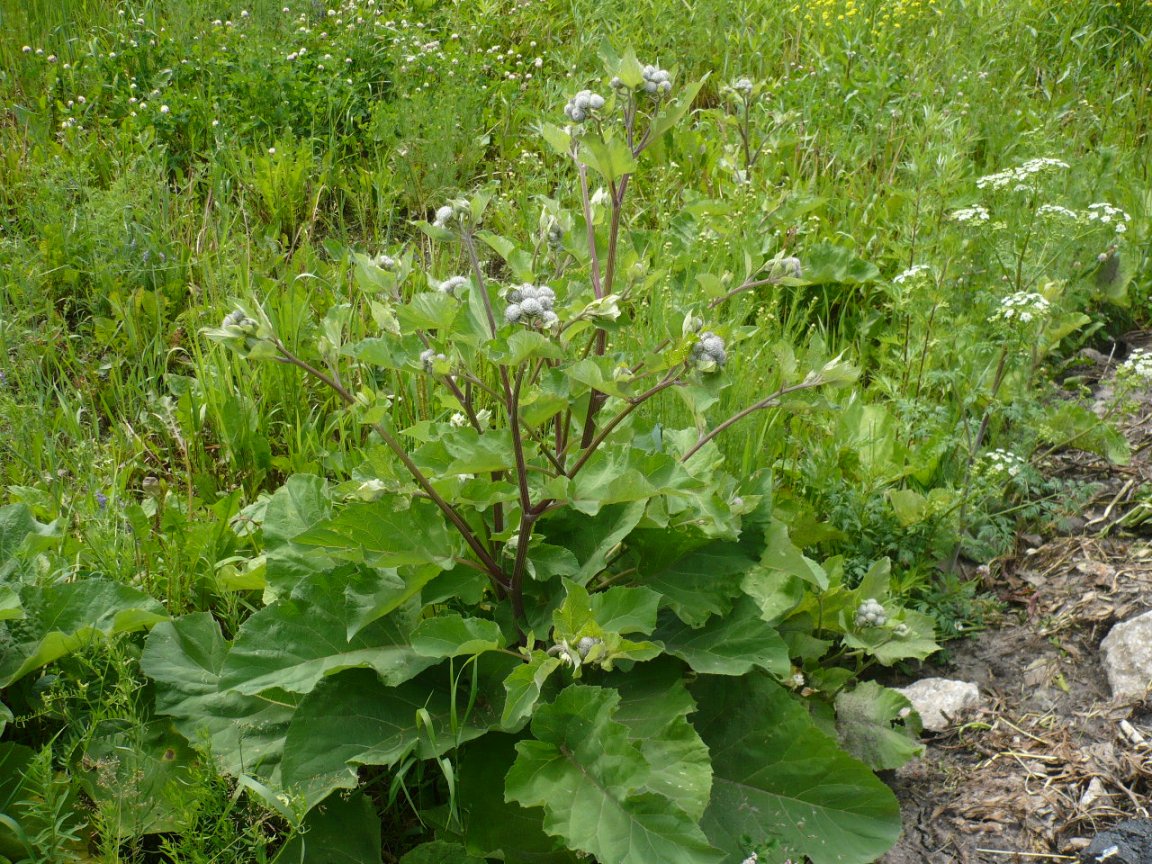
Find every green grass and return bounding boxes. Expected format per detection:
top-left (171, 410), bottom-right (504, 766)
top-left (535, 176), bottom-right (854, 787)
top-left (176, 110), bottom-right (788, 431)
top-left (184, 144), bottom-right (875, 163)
top-left (0, 0), bottom-right (1149, 859)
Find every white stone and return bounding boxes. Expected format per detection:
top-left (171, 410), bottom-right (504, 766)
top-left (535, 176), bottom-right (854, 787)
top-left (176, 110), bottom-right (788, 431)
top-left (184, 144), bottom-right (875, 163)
top-left (1100, 610), bottom-right (1152, 701)
top-left (895, 678), bottom-right (981, 732)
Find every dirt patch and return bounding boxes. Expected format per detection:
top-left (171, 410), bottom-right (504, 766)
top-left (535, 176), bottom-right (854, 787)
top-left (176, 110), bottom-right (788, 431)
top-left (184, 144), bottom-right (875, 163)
top-left (880, 356), bottom-right (1152, 864)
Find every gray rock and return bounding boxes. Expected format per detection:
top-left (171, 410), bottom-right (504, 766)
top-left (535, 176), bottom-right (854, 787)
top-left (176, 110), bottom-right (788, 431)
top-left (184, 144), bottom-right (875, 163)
top-left (1100, 610), bottom-right (1152, 701)
top-left (1079, 818), bottom-right (1152, 863)
top-left (895, 678), bottom-right (981, 732)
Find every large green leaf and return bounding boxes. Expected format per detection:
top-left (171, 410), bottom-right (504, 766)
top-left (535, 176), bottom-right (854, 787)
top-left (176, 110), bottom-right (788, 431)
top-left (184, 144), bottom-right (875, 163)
top-left (639, 534), bottom-right (755, 627)
top-left (400, 840), bottom-right (487, 864)
top-left (262, 475), bottom-right (331, 548)
top-left (273, 791), bottom-right (381, 864)
top-left (412, 613), bottom-right (505, 659)
top-left (541, 501), bottom-right (646, 585)
top-left (219, 571), bottom-right (432, 696)
top-left (655, 597), bottom-right (790, 677)
top-left (74, 720), bottom-right (199, 838)
top-left (611, 660), bottom-right (713, 821)
top-left (502, 653), bottom-right (563, 729)
top-left (0, 579), bottom-right (167, 687)
top-left (0, 503), bottom-right (55, 579)
top-left (295, 499), bottom-right (460, 569)
top-left (834, 682), bottom-right (923, 771)
top-left (280, 658), bottom-right (513, 807)
top-left (141, 613), bottom-right (298, 783)
top-left (693, 675), bottom-right (900, 864)
top-left (455, 733), bottom-right (578, 864)
top-left (506, 685), bottom-right (723, 864)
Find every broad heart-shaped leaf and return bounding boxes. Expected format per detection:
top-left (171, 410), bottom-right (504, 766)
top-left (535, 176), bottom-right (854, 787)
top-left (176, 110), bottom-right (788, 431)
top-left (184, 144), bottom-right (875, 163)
top-left (400, 840), bottom-right (487, 864)
top-left (0, 579), bottom-right (167, 687)
top-left (655, 597), bottom-right (790, 677)
top-left (0, 503), bottom-right (55, 579)
top-left (502, 653), bottom-right (563, 729)
top-left (540, 501), bottom-right (646, 586)
top-left (505, 685), bottom-right (723, 864)
top-left (412, 613), bottom-right (505, 658)
top-left (454, 733), bottom-right (579, 864)
top-left (141, 614), bottom-right (298, 783)
top-left (834, 682), bottom-right (923, 771)
top-left (262, 474), bottom-right (331, 548)
top-left (280, 656), bottom-right (514, 808)
top-left (590, 586), bottom-right (661, 635)
top-left (693, 674), bottom-right (901, 864)
top-left (295, 499), bottom-right (460, 570)
top-left (75, 719), bottom-right (198, 838)
top-left (345, 564), bottom-right (441, 640)
top-left (0, 586), bottom-right (22, 622)
top-left (636, 531), bottom-right (757, 627)
top-left (272, 791), bottom-right (381, 864)
top-left (609, 659), bottom-right (713, 822)
top-left (220, 569), bottom-right (432, 696)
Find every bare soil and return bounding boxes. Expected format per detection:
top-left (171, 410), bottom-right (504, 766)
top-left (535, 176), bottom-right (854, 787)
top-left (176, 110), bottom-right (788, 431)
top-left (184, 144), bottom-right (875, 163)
top-left (879, 359), bottom-right (1152, 864)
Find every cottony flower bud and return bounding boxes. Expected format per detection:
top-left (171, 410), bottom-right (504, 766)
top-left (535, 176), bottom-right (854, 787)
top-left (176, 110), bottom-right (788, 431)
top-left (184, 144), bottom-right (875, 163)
top-left (855, 598), bottom-right (887, 628)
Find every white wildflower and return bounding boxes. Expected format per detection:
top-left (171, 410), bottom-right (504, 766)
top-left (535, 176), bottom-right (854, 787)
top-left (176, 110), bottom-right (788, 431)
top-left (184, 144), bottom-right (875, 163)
top-left (950, 204), bottom-right (990, 223)
top-left (989, 291), bottom-right (1050, 325)
top-left (893, 263), bottom-right (931, 285)
top-left (976, 157), bottom-right (1069, 191)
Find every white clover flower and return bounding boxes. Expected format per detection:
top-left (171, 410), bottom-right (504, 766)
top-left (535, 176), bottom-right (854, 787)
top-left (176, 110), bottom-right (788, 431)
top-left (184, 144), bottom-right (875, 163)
top-left (691, 331), bottom-right (728, 370)
top-left (893, 263), bottom-right (931, 285)
top-left (855, 598), bottom-right (887, 628)
top-left (989, 291), bottom-right (1050, 325)
top-left (437, 275), bottom-right (468, 296)
top-left (976, 157), bottom-right (1069, 191)
top-left (564, 89), bottom-right (604, 122)
top-left (950, 204), bottom-right (990, 223)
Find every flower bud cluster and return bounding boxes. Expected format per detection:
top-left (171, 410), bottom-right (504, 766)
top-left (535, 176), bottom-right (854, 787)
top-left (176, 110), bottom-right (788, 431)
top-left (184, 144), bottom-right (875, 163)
top-left (545, 220), bottom-right (564, 249)
top-left (433, 203), bottom-right (465, 229)
top-left (855, 598), bottom-right (887, 628)
top-left (373, 253), bottom-right (397, 270)
top-left (437, 276), bottom-right (468, 296)
top-left (564, 89), bottom-right (604, 123)
top-left (769, 256), bottom-right (803, 280)
top-left (222, 309), bottom-right (257, 332)
top-left (641, 64), bottom-right (672, 95)
top-left (989, 291), bottom-right (1050, 325)
top-left (691, 331), bottom-right (727, 368)
top-left (732, 77), bottom-right (754, 95)
top-left (420, 348), bottom-right (447, 372)
top-left (505, 284), bottom-right (558, 327)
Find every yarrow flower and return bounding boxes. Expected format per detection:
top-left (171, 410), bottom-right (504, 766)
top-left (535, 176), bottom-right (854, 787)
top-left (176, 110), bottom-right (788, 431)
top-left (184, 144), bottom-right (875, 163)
top-left (505, 284), bottom-right (559, 327)
top-left (855, 598), bottom-right (887, 628)
top-left (893, 263), bottom-right (931, 285)
top-left (437, 276), bottom-right (468, 296)
top-left (976, 157), bottom-right (1069, 191)
top-left (989, 291), bottom-right (1050, 325)
top-left (564, 89), bottom-right (604, 123)
top-left (691, 331), bottom-right (727, 369)
top-left (950, 204), bottom-right (990, 224)
top-left (1036, 204), bottom-right (1078, 221)
top-left (978, 448), bottom-right (1028, 480)
top-left (1117, 349), bottom-right (1152, 385)
top-left (1086, 202), bottom-right (1131, 234)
